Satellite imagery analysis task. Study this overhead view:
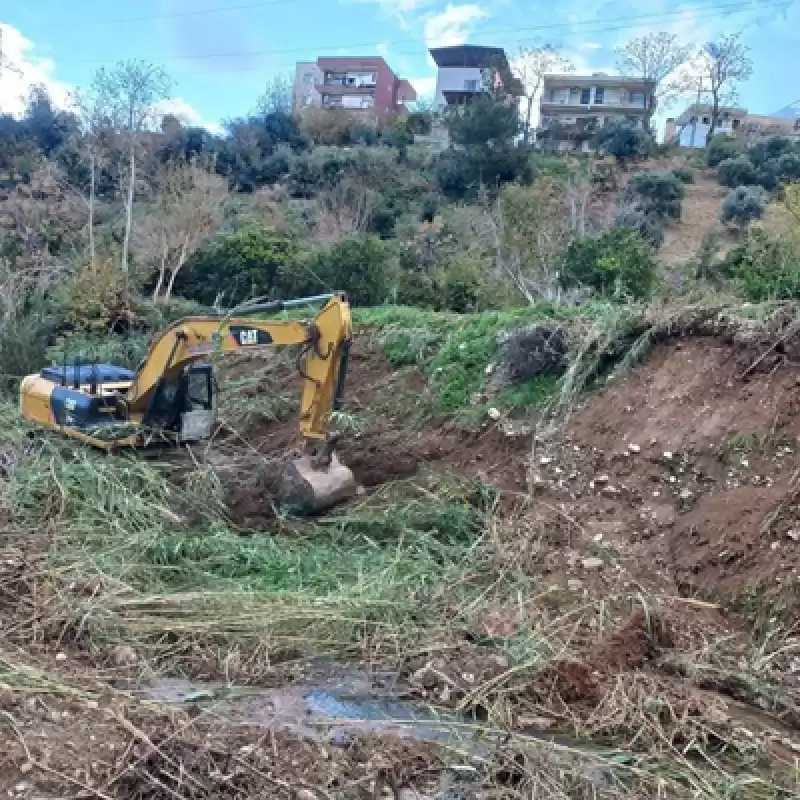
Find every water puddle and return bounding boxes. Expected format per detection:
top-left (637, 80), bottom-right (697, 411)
top-left (134, 673), bottom-right (466, 744)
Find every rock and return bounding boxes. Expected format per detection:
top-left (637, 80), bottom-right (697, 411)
top-left (582, 557), bottom-right (604, 570)
top-left (787, 529), bottom-right (800, 541)
top-left (487, 407), bottom-right (501, 420)
top-left (594, 474), bottom-right (610, 484)
top-left (111, 645), bottom-right (138, 667)
top-left (679, 488), bottom-right (692, 500)
top-left (329, 728), bottom-right (353, 748)
top-left (628, 443), bottom-right (641, 453)
top-left (296, 790), bottom-right (318, 800)
top-left (55, 652), bottom-right (67, 662)
top-left (539, 456), bottom-right (553, 465)
top-left (663, 451), bottom-right (673, 460)
top-left (567, 579), bottom-right (583, 591)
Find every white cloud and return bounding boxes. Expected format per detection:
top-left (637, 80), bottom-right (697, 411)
top-left (0, 23), bottom-right (73, 115)
top-left (156, 97), bottom-right (225, 136)
top-left (423, 4), bottom-right (489, 48)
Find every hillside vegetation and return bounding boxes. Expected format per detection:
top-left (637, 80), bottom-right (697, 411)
top-left (2, 76), bottom-right (800, 799)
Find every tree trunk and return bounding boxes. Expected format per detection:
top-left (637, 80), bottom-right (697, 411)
top-left (151, 234), bottom-right (168, 304)
top-left (88, 150), bottom-right (96, 269)
top-left (121, 138), bottom-right (135, 291)
top-left (707, 91), bottom-right (719, 144)
top-left (163, 235), bottom-right (190, 301)
top-left (523, 94), bottom-right (534, 146)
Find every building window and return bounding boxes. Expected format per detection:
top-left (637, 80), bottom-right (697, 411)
top-left (580, 88), bottom-right (590, 104)
top-left (702, 116), bottom-right (710, 124)
top-left (732, 118), bottom-right (741, 130)
top-left (464, 79), bottom-right (479, 91)
top-left (630, 91), bottom-right (645, 107)
top-left (594, 87), bottom-right (605, 104)
top-left (302, 73), bottom-right (313, 84)
top-left (303, 96), bottom-right (313, 106)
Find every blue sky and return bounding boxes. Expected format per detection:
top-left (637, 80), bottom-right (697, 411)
top-left (1, 0), bottom-right (798, 133)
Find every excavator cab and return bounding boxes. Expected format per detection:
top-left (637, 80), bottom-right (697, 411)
top-left (145, 364), bottom-right (215, 442)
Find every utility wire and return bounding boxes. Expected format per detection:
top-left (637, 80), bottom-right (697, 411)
top-left (54, 0), bottom-right (788, 71)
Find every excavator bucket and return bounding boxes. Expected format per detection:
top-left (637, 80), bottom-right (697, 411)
top-left (279, 453), bottom-right (357, 514)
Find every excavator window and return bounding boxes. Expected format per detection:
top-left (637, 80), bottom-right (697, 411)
top-left (185, 365), bottom-right (213, 411)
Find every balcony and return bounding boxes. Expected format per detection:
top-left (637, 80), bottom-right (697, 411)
top-left (541, 94), bottom-right (648, 111)
top-left (316, 82), bottom-right (377, 96)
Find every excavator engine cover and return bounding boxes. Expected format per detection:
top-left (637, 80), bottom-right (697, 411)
top-left (279, 453), bottom-right (357, 514)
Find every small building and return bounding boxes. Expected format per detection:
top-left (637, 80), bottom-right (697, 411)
top-left (538, 73), bottom-right (655, 151)
top-left (292, 57), bottom-right (415, 119)
top-left (429, 44), bottom-right (522, 108)
top-left (669, 103), bottom-right (747, 148)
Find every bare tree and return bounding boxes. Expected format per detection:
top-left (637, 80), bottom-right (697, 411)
top-left (681, 34), bottom-right (753, 143)
top-left (514, 45), bottom-right (573, 146)
top-left (132, 163), bottom-right (227, 303)
top-left (87, 61), bottom-right (172, 284)
top-left (257, 72), bottom-right (294, 116)
top-left (615, 32), bottom-right (693, 129)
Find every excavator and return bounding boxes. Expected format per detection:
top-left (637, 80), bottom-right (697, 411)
top-left (19, 292), bottom-right (357, 513)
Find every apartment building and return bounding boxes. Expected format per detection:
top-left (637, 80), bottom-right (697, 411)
top-left (293, 57), bottom-right (416, 118)
top-left (430, 44), bottom-right (522, 107)
top-left (538, 74), bottom-right (655, 151)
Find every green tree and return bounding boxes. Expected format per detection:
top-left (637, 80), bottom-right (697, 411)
top-left (591, 120), bottom-right (651, 166)
top-left (173, 227), bottom-right (294, 306)
top-left (624, 171), bottom-right (685, 218)
top-left (716, 155), bottom-right (757, 188)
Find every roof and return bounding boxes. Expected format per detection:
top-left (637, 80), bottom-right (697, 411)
top-left (674, 102), bottom-right (747, 124)
top-left (429, 45), bottom-right (508, 69)
top-left (543, 73), bottom-right (654, 89)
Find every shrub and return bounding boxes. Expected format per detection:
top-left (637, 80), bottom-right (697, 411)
top-left (561, 227), bottom-right (656, 299)
top-left (298, 107), bottom-right (358, 146)
top-left (720, 186), bottom-right (766, 231)
top-left (717, 155), bottom-right (757, 188)
top-left (174, 226), bottom-right (295, 306)
top-left (432, 145), bottom-right (532, 199)
top-left (749, 136), bottom-right (794, 169)
top-left (774, 153), bottom-right (800, 183)
top-left (671, 165), bottom-right (694, 184)
top-left (591, 120), bottom-right (652, 165)
top-left (706, 134), bottom-right (741, 167)
top-left (726, 229), bottom-right (800, 301)
top-left (624, 171), bottom-right (685, 219)
top-left (298, 234), bottom-right (393, 306)
top-left (612, 204), bottom-right (664, 249)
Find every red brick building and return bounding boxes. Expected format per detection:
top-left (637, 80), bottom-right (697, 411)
top-left (293, 56), bottom-right (416, 119)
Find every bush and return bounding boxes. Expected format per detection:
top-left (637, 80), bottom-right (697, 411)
top-left (612, 204), bottom-right (664, 249)
top-left (774, 153), bottom-right (800, 183)
top-left (671, 166), bottom-right (694, 184)
top-left (624, 171), bottom-right (685, 219)
top-left (299, 234), bottom-right (393, 306)
top-left (561, 227), bottom-right (656, 299)
top-left (174, 226), bottom-right (295, 306)
top-left (720, 186), bottom-right (766, 230)
top-left (749, 136), bottom-right (795, 168)
top-left (591, 120), bottom-right (652, 165)
top-left (706, 134), bottom-right (741, 167)
top-left (433, 145), bottom-right (532, 199)
top-left (717, 155), bottom-right (757, 188)
top-left (726, 229), bottom-right (800, 301)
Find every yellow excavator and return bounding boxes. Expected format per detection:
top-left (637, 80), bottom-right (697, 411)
top-left (19, 292), bottom-right (357, 513)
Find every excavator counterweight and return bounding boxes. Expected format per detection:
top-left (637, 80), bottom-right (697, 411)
top-left (19, 293), bottom-right (357, 514)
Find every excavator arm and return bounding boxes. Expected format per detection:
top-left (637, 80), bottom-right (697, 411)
top-left (125, 293), bottom-right (352, 447)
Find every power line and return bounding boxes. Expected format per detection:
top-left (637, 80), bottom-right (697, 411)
top-left (57, 0), bottom-right (787, 72)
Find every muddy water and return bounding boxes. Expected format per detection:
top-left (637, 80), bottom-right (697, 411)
top-left (135, 672), bottom-right (466, 744)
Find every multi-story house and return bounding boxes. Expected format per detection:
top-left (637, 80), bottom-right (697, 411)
top-left (665, 103), bottom-right (747, 148)
top-left (430, 44), bottom-right (522, 108)
top-left (664, 103), bottom-right (800, 147)
top-left (538, 73), bottom-right (655, 151)
top-left (293, 57), bottom-right (416, 119)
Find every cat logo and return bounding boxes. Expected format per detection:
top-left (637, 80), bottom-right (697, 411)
top-left (238, 329), bottom-right (259, 345)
